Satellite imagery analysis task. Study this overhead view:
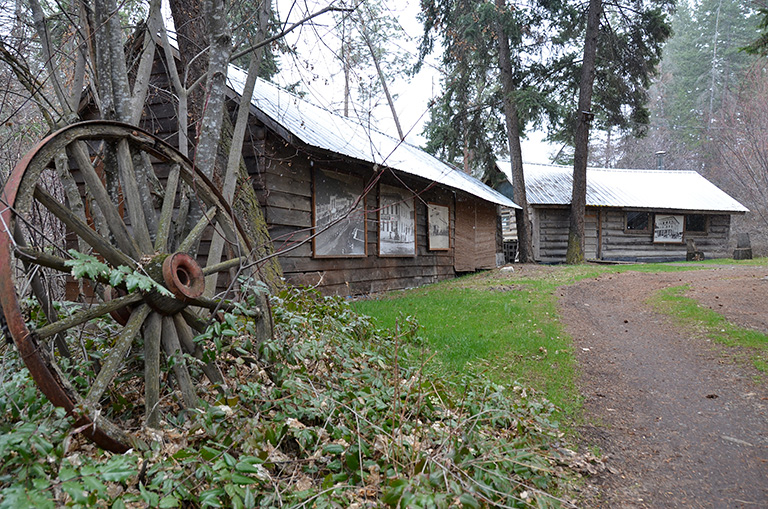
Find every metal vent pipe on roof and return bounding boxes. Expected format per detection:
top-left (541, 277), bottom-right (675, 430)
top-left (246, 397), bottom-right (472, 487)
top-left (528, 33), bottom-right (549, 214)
top-left (656, 151), bottom-right (666, 170)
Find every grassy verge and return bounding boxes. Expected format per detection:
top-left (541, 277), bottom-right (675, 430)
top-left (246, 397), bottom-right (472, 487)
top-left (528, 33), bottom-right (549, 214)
top-left (353, 259), bottom-right (766, 417)
top-left (354, 270), bottom-right (576, 415)
top-left (648, 285), bottom-right (768, 375)
top-left (351, 264), bottom-right (635, 416)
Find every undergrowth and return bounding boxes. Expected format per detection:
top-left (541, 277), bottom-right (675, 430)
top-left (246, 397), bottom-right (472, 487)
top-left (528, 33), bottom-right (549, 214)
top-left (0, 286), bottom-right (579, 508)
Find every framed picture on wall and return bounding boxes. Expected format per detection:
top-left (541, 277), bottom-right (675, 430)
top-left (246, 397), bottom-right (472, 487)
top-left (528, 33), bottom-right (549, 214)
top-left (313, 169), bottom-right (366, 257)
top-left (427, 203), bottom-right (450, 250)
top-left (653, 214), bottom-right (684, 243)
top-left (379, 184), bottom-right (416, 256)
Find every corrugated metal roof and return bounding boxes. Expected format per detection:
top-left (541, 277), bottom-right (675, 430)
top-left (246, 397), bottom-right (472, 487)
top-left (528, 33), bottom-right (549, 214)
top-left (225, 66), bottom-right (518, 208)
top-left (496, 161), bottom-right (748, 213)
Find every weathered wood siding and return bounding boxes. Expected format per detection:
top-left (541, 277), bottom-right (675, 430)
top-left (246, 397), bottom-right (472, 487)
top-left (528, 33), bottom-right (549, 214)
top-left (677, 214), bottom-right (732, 259)
top-left (244, 124), bottom-right (501, 296)
top-left (532, 206), bottom-right (570, 263)
top-left (532, 206), bottom-right (733, 263)
top-left (585, 211), bottom-right (598, 259)
top-left (454, 195), bottom-right (499, 272)
top-left (599, 209), bottom-right (685, 260)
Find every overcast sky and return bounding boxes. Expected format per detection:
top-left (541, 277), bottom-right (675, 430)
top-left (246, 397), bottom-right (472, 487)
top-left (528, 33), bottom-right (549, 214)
top-left (271, 0), bottom-right (557, 164)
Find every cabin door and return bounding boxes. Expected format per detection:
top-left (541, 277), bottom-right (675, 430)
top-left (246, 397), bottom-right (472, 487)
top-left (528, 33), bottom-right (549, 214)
top-left (585, 211), bottom-right (599, 260)
top-left (454, 197), bottom-right (497, 272)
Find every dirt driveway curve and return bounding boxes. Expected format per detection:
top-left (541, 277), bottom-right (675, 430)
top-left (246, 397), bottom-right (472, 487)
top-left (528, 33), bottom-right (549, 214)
top-left (558, 265), bottom-right (768, 508)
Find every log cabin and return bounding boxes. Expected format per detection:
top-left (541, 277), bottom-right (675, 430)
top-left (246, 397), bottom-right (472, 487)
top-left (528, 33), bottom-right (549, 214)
top-left (496, 162), bottom-right (748, 263)
top-left (132, 55), bottom-right (517, 296)
top-left (229, 71), bottom-right (517, 295)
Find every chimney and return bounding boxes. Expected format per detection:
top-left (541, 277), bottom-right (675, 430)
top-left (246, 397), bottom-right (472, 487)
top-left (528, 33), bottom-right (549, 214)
top-left (656, 151), bottom-right (666, 170)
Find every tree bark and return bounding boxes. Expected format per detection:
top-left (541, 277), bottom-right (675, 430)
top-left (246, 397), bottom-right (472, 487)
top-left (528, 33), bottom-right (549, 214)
top-left (168, 0), bottom-right (208, 146)
top-left (206, 0), bottom-right (282, 294)
top-left (495, 0), bottom-right (534, 263)
top-left (168, 0), bottom-right (282, 290)
top-left (566, 0), bottom-right (602, 265)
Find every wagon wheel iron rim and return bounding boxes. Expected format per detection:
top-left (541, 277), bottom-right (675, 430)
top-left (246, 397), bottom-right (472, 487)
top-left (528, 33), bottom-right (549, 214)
top-left (0, 121), bottom-right (253, 452)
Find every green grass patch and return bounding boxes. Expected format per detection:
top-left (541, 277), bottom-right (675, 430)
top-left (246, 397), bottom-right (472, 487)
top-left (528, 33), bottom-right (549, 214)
top-left (354, 264), bottom-right (624, 416)
top-left (648, 285), bottom-right (768, 374)
top-left (356, 283), bottom-right (576, 411)
top-left (354, 258), bottom-right (768, 416)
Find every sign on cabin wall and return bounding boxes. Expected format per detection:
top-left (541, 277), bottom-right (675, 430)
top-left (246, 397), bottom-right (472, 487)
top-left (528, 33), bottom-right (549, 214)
top-left (379, 184), bottom-right (416, 256)
top-left (313, 169), bottom-right (366, 257)
top-left (653, 214), bottom-right (684, 243)
top-left (428, 203), bottom-right (450, 250)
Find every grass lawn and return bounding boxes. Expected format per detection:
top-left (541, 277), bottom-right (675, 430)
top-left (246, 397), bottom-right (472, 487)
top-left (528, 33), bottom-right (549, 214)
top-left (353, 259), bottom-right (767, 418)
top-left (353, 265), bottom-right (612, 416)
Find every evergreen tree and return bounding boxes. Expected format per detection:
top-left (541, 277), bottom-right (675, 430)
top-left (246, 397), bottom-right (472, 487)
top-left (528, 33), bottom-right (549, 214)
top-left (666, 0), bottom-right (758, 145)
top-left (744, 2), bottom-right (768, 55)
top-left (418, 0), bottom-right (562, 262)
top-left (541, 0), bottom-right (673, 263)
top-left (616, 0), bottom-right (760, 172)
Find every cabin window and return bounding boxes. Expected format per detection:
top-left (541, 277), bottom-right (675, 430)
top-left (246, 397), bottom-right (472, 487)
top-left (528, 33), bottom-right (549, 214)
top-left (685, 214), bottom-right (707, 234)
top-left (625, 211), bottom-right (651, 233)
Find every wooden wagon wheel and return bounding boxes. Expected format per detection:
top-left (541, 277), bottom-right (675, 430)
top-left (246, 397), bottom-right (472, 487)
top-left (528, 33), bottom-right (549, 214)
top-left (0, 121), bottom-right (254, 452)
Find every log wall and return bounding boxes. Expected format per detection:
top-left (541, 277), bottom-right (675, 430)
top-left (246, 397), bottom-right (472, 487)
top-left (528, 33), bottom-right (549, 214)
top-left (244, 123), bottom-right (499, 296)
top-left (532, 206), bottom-right (734, 263)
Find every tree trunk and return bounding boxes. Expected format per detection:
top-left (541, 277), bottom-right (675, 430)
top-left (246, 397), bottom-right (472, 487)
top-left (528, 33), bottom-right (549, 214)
top-left (168, 0), bottom-right (282, 290)
top-left (217, 114), bottom-right (283, 291)
top-left (495, 0), bottom-right (533, 263)
top-left (358, 20), bottom-right (404, 141)
top-left (566, 0), bottom-right (602, 265)
top-left (168, 0), bottom-right (208, 144)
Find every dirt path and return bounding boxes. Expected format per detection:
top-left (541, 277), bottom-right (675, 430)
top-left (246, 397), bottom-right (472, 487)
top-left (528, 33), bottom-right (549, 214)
top-left (559, 266), bottom-right (768, 508)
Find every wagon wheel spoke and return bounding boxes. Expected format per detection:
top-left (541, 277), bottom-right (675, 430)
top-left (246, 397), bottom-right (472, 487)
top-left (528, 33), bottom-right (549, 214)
top-left (130, 147), bottom-right (161, 245)
top-left (186, 295), bottom-right (237, 313)
top-left (154, 164), bottom-right (180, 253)
top-left (67, 140), bottom-right (141, 260)
top-left (161, 315), bottom-right (198, 409)
top-left (181, 308), bottom-right (208, 334)
top-left (202, 256), bottom-right (246, 276)
top-left (0, 121), bottom-right (254, 453)
top-left (173, 313), bottom-right (227, 390)
top-left (33, 185), bottom-right (135, 268)
top-left (178, 205), bottom-right (217, 254)
top-left (16, 246), bottom-right (71, 273)
top-left (115, 139), bottom-right (153, 253)
top-left (144, 312), bottom-right (162, 428)
top-left (84, 304), bottom-right (151, 409)
top-left (34, 293), bottom-right (144, 340)
top-left (11, 228), bottom-right (71, 358)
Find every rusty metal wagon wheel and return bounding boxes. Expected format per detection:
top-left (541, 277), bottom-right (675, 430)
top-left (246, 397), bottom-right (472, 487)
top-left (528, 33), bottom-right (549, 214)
top-left (0, 121), bottom-right (253, 452)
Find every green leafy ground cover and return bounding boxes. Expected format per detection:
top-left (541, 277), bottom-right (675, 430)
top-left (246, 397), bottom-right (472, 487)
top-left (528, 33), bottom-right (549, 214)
top-left (1, 287), bottom-right (577, 508)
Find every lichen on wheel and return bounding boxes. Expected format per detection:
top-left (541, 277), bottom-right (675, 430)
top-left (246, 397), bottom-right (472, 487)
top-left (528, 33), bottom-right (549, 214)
top-left (0, 121), bottom-right (257, 452)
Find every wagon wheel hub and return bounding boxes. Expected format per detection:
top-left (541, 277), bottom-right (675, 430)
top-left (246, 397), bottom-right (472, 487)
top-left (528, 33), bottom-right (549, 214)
top-left (163, 252), bottom-right (205, 301)
top-left (142, 252), bottom-right (206, 315)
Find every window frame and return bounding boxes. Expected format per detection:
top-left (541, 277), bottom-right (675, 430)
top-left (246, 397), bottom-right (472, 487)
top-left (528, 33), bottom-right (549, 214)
top-left (684, 214), bottom-right (708, 235)
top-left (624, 211), bottom-right (652, 234)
